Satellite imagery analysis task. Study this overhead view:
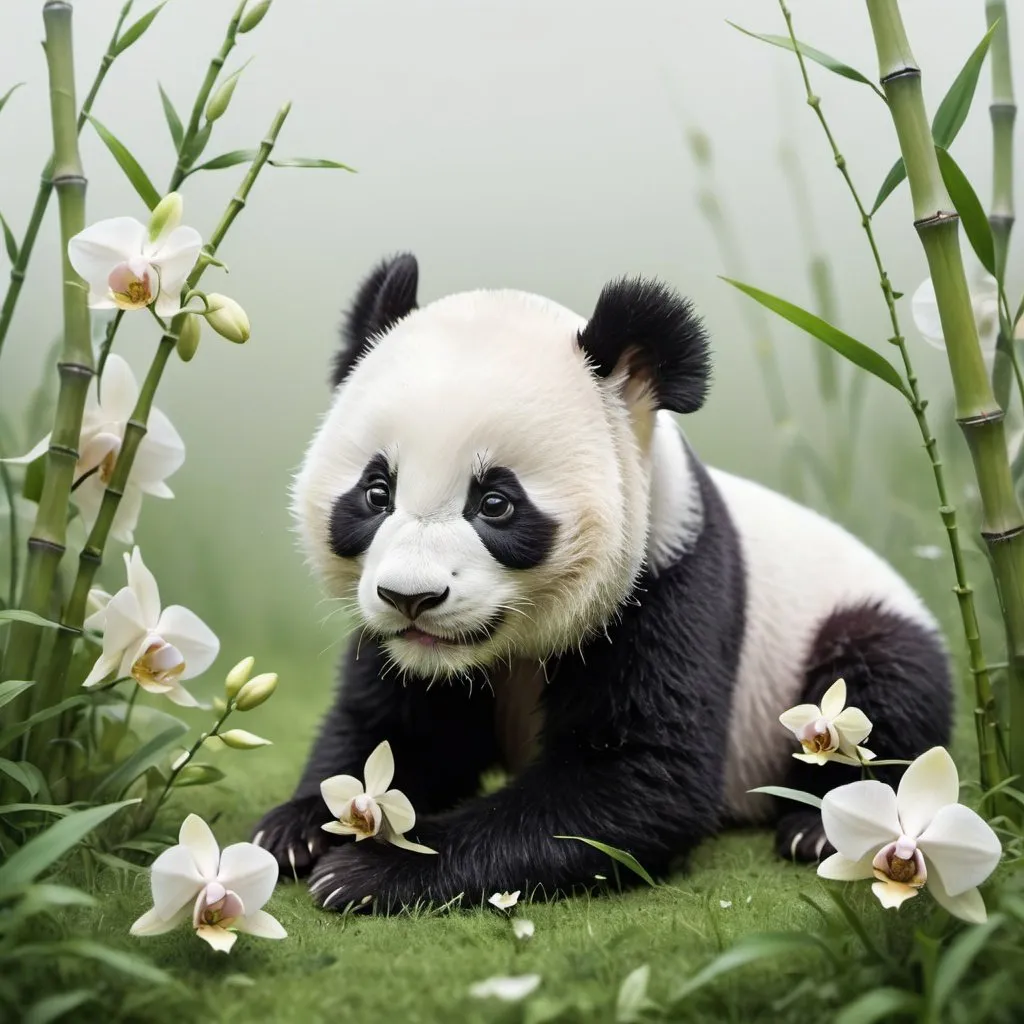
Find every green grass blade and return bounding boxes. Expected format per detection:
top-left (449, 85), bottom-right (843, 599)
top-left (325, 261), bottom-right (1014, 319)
top-left (268, 157), bottom-right (357, 171)
top-left (11, 940), bottom-right (170, 985)
top-left (554, 836), bottom-right (657, 886)
top-left (727, 22), bottom-right (885, 98)
top-left (1014, 290), bottom-right (1024, 330)
top-left (932, 22), bottom-right (998, 148)
top-left (86, 115), bottom-right (162, 209)
top-left (113, 1), bottom-right (168, 55)
top-left (833, 988), bottom-right (922, 1024)
top-left (931, 914), bottom-right (1004, 1012)
top-left (24, 990), bottom-right (96, 1024)
top-left (0, 799), bottom-right (138, 890)
top-left (747, 785), bottom-right (823, 810)
top-left (0, 695), bottom-right (90, 753)
top-left (157, 82), bottom-right (183, 150)
top-left (0, 210), bottom-right (19, 263)
top-left (93, 721), bottom-right (187, 798)
top-left (936, 147), bottom-right (996, 275)
top-left (722, 278), bottom-right (908, 397)
top-left (0, 678), bottom-right (34, 709)
top-left (0, 609), bottom-right (61, 629)
top-left (0, 757), bottom-right (38, 796)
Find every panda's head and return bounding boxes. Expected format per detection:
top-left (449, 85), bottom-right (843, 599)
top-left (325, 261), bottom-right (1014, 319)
top-left (293, 254), bottom-right (710, 679)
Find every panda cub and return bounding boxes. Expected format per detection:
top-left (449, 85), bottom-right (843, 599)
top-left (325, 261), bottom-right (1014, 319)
top-left (253, 253), bottom-right (952, 913)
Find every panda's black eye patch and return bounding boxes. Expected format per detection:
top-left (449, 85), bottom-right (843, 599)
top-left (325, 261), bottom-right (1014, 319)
top-left (330, 453), bottom-right (395, 558)
top-left (464, 466), bottom-right (556, 569)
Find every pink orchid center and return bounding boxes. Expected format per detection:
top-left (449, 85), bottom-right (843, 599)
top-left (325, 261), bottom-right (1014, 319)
top-left (108, 259), bottom-right (154, 310)
top-left (194, 882), bottom-right (244, 929)
top-left (132, 638), bottom-right (186, 687)
top-left (798, 716), bottom-right (837, 754)
top-left (347, 793), bottom-right (381, 836)
top-left (872, 835), bottom-right (926, 887)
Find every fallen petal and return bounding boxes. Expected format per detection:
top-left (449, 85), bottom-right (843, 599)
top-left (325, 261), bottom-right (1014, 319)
top-left (468, 974), bottom-right (542, 1002)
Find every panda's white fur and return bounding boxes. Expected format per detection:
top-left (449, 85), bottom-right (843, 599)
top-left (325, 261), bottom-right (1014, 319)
top-left (292, 284), bottom-right (940, 823)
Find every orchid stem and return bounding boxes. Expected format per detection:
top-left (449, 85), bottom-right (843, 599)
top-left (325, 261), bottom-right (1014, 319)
top-left (780, 0), bottom-right (1003, 794)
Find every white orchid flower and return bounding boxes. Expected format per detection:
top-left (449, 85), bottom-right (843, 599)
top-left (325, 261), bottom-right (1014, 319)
top-left (911, 273), bottom-right (999, 360)
top-left (82, 545), bottom-right (219, 705)
top-left (818, 746), bottom-right (1002, 923)
top-left (488, 890), bottom-right (520, 911)
top-left (320, 740), bottom-right (436, 854)
top-left (131, 813), bottom-right (286, 953)
top-left (778, 678), bottom-right (874, 766)
top-left (68, 210), bottom-right (202, 317)
top-left (6, 353), bottom-right (184, 544)
top-left (468, 975), bottom-right (542, 1002)
top-left (512, 918), bottom-right (535, 940)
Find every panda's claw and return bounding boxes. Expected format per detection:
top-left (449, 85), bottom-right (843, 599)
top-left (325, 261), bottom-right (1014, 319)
top-left (249, 794), bottom-right (338, 879)
top-left (776, 808), bottom-right (834, 865)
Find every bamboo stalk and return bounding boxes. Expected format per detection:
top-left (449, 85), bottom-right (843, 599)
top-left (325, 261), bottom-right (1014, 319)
top-left (35, 104), bottom-right (293, 762)
top-left (986, 2), bottom-right (1017, 412)
top-left (1, 3), bottom-right (94, 745)
top-left (866, 0), bottom-right (1024, 788)
top-left (780, 0), bottom-right (1003, 791)
top-left (0, 1), bottom-right (132, 365)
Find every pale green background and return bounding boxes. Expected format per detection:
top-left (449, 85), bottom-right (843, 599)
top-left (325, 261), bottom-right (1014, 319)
top-left (0, 0), bottom-right (1019, 691)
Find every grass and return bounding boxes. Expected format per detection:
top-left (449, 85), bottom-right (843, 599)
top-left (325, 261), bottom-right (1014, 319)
top-left (24, 654), bottom-right (973, 1024)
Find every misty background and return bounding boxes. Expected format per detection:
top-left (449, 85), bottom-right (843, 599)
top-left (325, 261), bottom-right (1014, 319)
top-left (1, 0), bottom-right (1018, 693)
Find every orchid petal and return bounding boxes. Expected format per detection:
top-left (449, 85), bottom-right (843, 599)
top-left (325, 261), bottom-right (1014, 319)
top-left (161, 680), bottom-right (201, 707)
top-left (3, 434), bottom-right (50, 465)
top-left (126, 547), bottom-right (162, 629)
top-left (150, 844), bottom-right (206, 918)
top-left (82, 650), bottom-right (121, 689)
top-left (100, 587), bottom-right (148, 656)
top-left (68, 217), bottom-right (147, 295)
top-left (917, 804), bottom-right (1002, 896)
top-left (896, 746), bottom-right (959, 838)
top-left (321, 820), bottom-right (359, 836)
top-left (792, 751), bottom-right (832, 765)
top-left (217, 842), bottom-right (279, 913)
top-left (149, 226), bottom-right (202, 306)
top-left (386, 832), bottom-right (438, 855)
top-left (778, 704), bottom-right (820, 735)
top-left (363, 740), bottom-right (396, 795)
top-left (821, 780), bottom-right (901, 860)
top-left (156, 605), bottom-right (220, 680)
top-left (96, 354), bottom-right (139, 421)
top-left (469, 975), bottom-right (542, 1002)
top-left (378, 788), bottom-right (416, 834)
top-left (83, 588), bottom-right (114, 630)
top-left (235, 909), bottom-right (287, 939)
top-left (819, 679), bottom-right (847, 720)
top-left (130, 904), bottom-right (190, 936)
top-left (196, 924), bottom-right (237, 953)
top-left (927, 873), bottom-right (988, 924)
top-left (132, 407), bottom-right (185, 486)
top-left (911, 277), bottom-right (944, 348)
top-left (833, 706), bottom-right (872, 747)
top-left (179, 813), bottom-right (220, 879)
top-left (320, 775), bottom-right (363, 817)
top-left (817, 851), bottom-right (876, 881)
top-left (870, 879), bottom-right (920, 910)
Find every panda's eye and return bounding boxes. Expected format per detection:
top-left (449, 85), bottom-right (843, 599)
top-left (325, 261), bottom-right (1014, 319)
top-left (365, 480), bottom-right (391, 512)
top-left (479, 491), bottom-right (513, 521)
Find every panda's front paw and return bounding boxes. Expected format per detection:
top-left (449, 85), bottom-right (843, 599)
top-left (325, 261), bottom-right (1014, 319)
top-left (776, 808), bottom-right (835, 864)
top-left (308, 841), bottom-right (435, 915)
top-left (252, 794), bottom-right (339, 879)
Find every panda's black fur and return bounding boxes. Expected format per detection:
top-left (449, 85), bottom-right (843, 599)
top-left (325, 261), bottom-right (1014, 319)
top-left (253, 255), bottom-right (953, 913)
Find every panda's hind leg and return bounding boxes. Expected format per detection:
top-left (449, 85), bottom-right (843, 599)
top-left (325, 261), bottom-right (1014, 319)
top-left (775, 601), bottom-right (953, 864)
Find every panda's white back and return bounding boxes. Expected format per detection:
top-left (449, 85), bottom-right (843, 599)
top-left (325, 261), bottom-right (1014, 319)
top-left (704, 465), bottom-right (940, 822)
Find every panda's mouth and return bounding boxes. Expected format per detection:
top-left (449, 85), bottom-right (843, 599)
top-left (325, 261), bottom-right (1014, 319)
top-left (396, 615), bottom-right (502, 648)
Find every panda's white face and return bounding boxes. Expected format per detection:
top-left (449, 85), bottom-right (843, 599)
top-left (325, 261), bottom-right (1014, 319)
top-left (293, 289), bottom-right (654, 679)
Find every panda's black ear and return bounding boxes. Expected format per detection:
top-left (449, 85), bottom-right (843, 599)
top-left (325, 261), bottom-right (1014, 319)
top-left (577, 277), bottom-right (711, 414)
top-left (331, 253), bottom-right (419, 388)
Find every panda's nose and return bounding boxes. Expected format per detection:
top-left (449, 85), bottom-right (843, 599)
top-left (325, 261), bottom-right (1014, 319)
top-left (376, 585), bottom-right (450, 620)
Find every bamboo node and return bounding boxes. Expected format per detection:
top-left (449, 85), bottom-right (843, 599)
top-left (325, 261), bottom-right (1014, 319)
top-left (27, 536), bottom-right (65, 556)
top-left (913, 210), bottom-right (959, 231)
top-left (956, 409), bottom-right (1005, 427)
top-left (880, 66), bottom-right (920, 85)
top-left (980, 525), bottom-right (1024, 544)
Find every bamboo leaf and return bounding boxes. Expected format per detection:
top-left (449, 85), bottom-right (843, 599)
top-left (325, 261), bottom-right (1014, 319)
top-left (0, 609), bottom-right (61, 629)
top-left (931, 914), bottom-right (1004, 1012)
top-left (86, 115), bottom-right (161, 210)
top-left (671, 933), bottom-right (829, 1002)
top-left (172, 763), bottom-right (225, 787)
top-left (0, 82), bottom-right (24, 117)
top-left (833, 989), bottom-right (921, 1024)
top-left (0, 695), bottom-right (89, 750)
top-left (726, 22), bottom-right (884, 98)
top-left (113, 2), bottom-right (168, 55)
top-left (0, 678), bottom-right (34, 709)
top-left (553, 835), bottom-right (656, 886)
top-left (93, 721), bottom-right (187, 798)
top-left (871, 24), bottom-right (998, 214)
top-left (157, 83), bottom-right (183, 150)
top-left (1015, 291), bottom-right (1024, 331)
top-left (932, 22), bottom-right (999, 148)
top-left (935, 147), bottom-right (996, 275)
top-left (11, 940), bottom-right (169, 985)
top-left (268, 157), bottom-right (357, 171)
top-left (0, 758), bottom-right (38, 795)
top-left (181, 121), bottom-right (213, 169)
top-left (188, 149), bottom-right (258, 174)
top-left (0, 799), bottom-right (138, 891)
top-left (0, 211), bottom-right (19, 264)
top-left (25, 991), bottom-right (96, 1024)
top-left (747, 785), bottom-right (824, 809)
top-left (722, 278), bottom-right (909, 397)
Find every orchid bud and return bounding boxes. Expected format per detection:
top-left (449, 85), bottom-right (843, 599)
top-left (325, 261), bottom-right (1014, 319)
top-left (203, 293), bottom-right (250, 344)
top-left (235, 672), bottom-right (278, 710)
top-left (147, 191), bottom-right (183, 242)
top-left (212, 696), bottom-right (227, 714)
top-left (176, 313), bottom-right (202, 362)
top-left (225, 655), bottom-right (256, 698)
top-left (220, 728), bottom-right (273, 750)
top-left (205, 72), bottom-right (241, 123)
top-left (239, 0), bottom-right (272, 32)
